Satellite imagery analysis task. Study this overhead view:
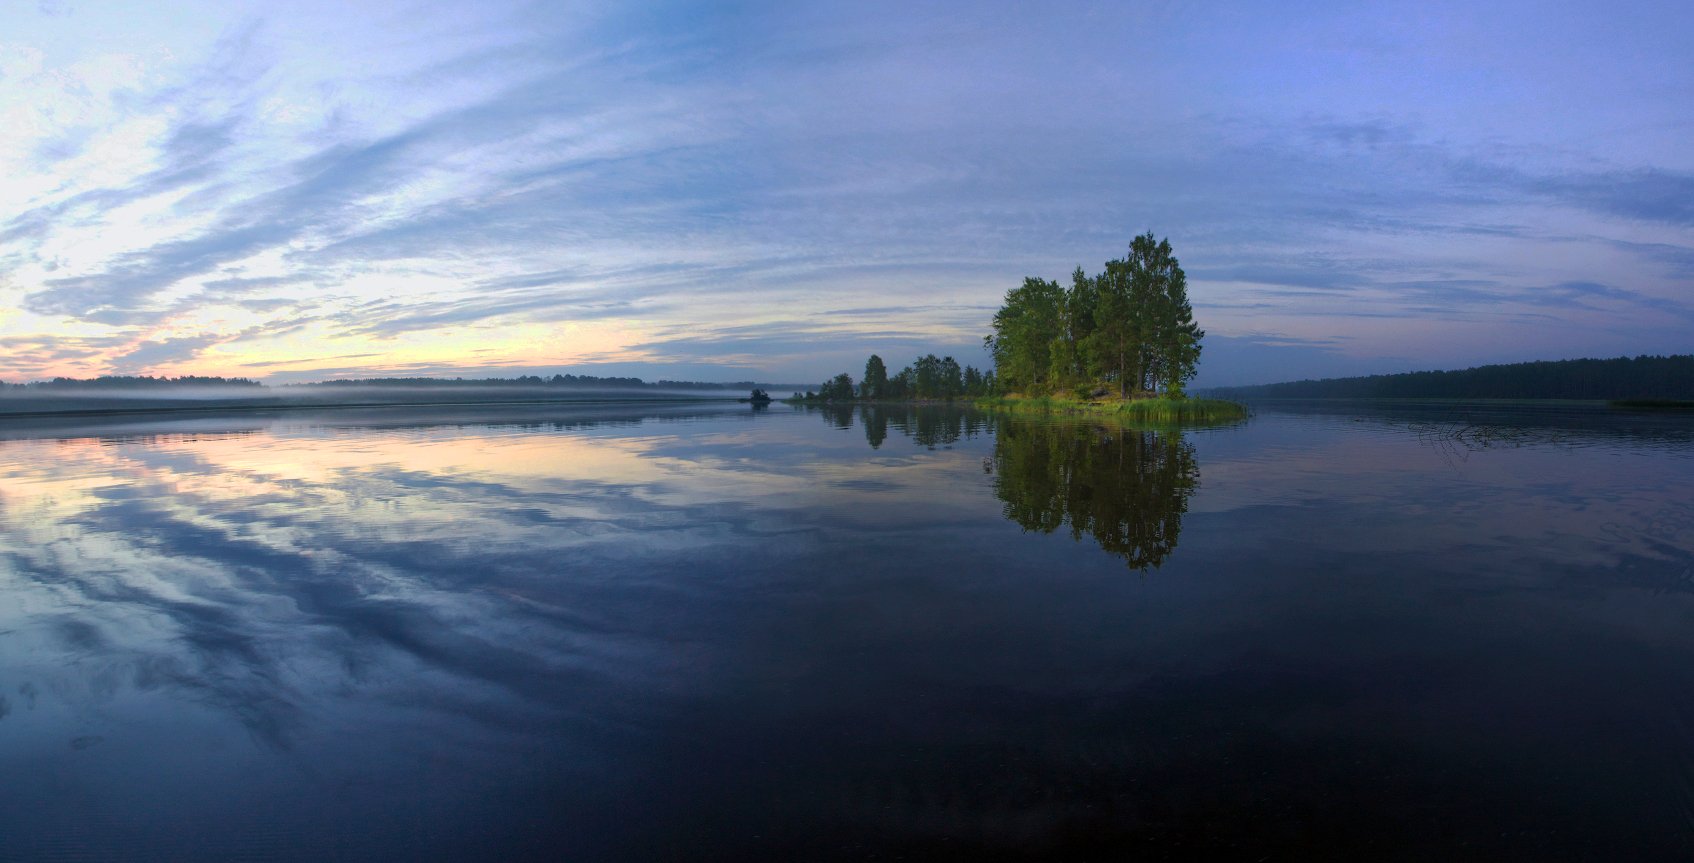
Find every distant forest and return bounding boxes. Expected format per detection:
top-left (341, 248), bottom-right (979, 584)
top-left (0, 373), bottom-right (786, 391)
top-left (289, 374), bottom-right (775, 390)
top-left (1207, 355), bottom-right (1694, 401)
top-left (0, 375), bottom-right (263, 390)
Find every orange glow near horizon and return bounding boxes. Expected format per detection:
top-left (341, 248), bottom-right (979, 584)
top-left (1, 314), bottom-right (672, 383)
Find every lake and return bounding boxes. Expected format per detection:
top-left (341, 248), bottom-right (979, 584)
top-left (1, 401), bottom-right (1691, 860)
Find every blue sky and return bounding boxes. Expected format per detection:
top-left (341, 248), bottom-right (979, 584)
top-left (1, 0), bottom-right (1690, 386)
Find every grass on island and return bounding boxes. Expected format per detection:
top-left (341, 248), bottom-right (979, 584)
top-left (977, 394), bottom-right (1249, 424)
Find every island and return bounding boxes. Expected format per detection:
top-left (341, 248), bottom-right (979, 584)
top-left (789, 233), bottom-right (1247, 423)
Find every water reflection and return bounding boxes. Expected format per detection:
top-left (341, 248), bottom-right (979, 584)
top-left (1254, 399), bottom-right (1694, 455)
top-left (801, 405), bottom-right (1201, 570)
top-left (990, 419), bottom-right (1198, 570)
top-left (803, 403), bottom-right (993, 450)
top-left (4, 402), bottom-right (1692, 859)
top-left (0, 407), bottom-right (801, 758)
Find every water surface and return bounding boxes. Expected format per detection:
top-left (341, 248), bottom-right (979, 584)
top-left (1, 401), bottom-right (1691, 860)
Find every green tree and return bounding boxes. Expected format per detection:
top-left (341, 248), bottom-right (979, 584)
top-left (887, 367), bottom-right (913, 399)
top-left (939, 356), bottom-right (963, 399)
top-left (990, 233), bottom-right (1203, 398)
top-left (1050, 266), bottom-right (1098, 390)
top-left (913, 354), bottom-right (941, 399)
top-left (818, 372), bottom-right (856, 401)
top-left (986, 277), bottom-right (1066, 394)
top-left (1085, 256), bottom-right (1141, 397)
top-left (862, 354), bottom-right (889, 401)
top-left (1107, 233), bottom-right (1201, 395)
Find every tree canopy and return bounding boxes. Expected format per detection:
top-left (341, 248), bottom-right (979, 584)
top-left (987, 233), bottom-right (1203, 398)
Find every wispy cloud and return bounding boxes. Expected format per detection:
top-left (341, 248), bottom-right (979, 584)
top-left (1, 0), bottom-right (1690, 384)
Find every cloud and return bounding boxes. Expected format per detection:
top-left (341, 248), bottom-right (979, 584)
top-left (1609, 240), bottom-right (1694, 279)
top-left (1532, 168), bottom-right (1694, 227)
top-left (32, 223), bottom-right (297, 321)
top-left (1303, 118), bottom-right (1418, 150)
top-left (2, 1), bottom-right (1691, 382)
top-left (627, 317), bottom-right (995, 382)
top-left (1185, 264), bottom-right (1369, 293)
top-left (237, 352), bottom-right (383, 369)
top-left (332, 289), bottom-right (651, 339)
top-left (107, 333), bottom-right (230, 372)
top-left (0, 333), bottom-right (134, 379)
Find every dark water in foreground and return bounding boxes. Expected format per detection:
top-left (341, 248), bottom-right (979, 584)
top-left (1, 402), bottom-right (1691, 861)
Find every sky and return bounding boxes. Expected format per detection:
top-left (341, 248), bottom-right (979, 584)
top-left (1, 0), bottom-right (1690, 387)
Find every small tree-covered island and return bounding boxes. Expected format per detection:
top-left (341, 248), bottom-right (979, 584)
top-left (791, 233), bottom-right (1249, 423)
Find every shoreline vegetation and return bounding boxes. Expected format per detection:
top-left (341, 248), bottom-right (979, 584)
top-left (976, 394), bottom-right (1249, 424)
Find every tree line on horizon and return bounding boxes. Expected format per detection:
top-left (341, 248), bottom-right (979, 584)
top-left (0, 375), bottom-right (263, 390)
top-left (797, 354), bottom-right (995, 402)
top-left (1205, 355), bottom-right (1694, 401)
top-left (987, 232), bottom-right (1203, 399)
top-left (297, 374), bottom-right (659, 388)
top-left (292, 374), bottom-right (791, 390)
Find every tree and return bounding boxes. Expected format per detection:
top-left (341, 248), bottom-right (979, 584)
top-left (863, 355), bottom-right (889, 401)
top-left (913, 354), bottom-right (941, 399)
top-left (939, 356), bottom-right (963, 399)
top-left (988, 233), bottom-right (1203, 398)
top-left (1050, 266), bottom-right (1098, 390)
top-left (887, 367), bottom-right (913, 400)
top-left (1086, 256), bottom-right (1140, 397)
top-left (1123, 232), bottom-right (1200, 395)
top-left (963, 365), bottom-right (984, 396)
top-left (986, 277), bottom-right (1066, 394)
top-left (818, 373), bottom-right (856, 401)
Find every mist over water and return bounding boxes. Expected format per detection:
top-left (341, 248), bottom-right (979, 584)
top-left (0, 402), bottom-right (1690, 860)
top-left (0, 385), bottom-right (260, 401)
top-left (0, 383), bottom-right (749, 419)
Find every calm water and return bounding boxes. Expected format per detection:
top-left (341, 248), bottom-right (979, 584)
top-left (1, 402), bottom-right (1691, 861)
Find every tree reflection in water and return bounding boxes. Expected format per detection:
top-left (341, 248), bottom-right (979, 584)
top-left (812, 404), bottom-right (993, 450)
top-left (991, 418), bottom-right (1198, 570)
top-left (806, 405), bottom-right (1199, 570)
